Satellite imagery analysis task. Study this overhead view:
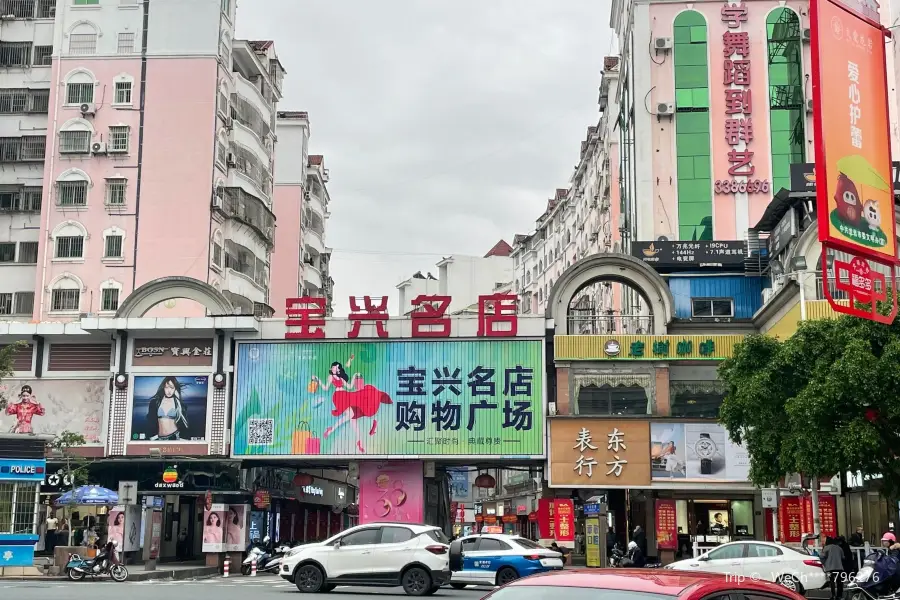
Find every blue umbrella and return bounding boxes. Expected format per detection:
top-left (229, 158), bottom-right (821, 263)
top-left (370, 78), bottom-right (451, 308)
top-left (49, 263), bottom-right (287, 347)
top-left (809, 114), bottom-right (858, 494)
top-left (55, 485), bottom-right (119, 506)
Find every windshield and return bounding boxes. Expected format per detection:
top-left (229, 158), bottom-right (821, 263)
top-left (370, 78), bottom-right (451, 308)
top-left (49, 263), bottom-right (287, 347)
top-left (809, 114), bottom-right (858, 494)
top-left (489, 588), bottom-right (675, 600)
top-left (513, 538), bottom-right (547, 550)
top-left (425, 529), bottom-right (450, 544)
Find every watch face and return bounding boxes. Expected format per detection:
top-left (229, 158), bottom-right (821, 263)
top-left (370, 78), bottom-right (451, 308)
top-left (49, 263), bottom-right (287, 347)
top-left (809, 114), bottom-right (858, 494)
top-left (695, 438), bottom-right (717, 458)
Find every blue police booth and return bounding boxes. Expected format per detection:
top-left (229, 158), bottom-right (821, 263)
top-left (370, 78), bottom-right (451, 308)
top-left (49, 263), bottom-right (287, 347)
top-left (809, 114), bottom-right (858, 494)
top-left (0, 440), bottom-right (46, 568)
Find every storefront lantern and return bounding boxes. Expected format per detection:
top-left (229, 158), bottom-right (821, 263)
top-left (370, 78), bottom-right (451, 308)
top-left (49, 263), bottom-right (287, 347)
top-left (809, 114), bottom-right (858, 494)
top-left (293, 473), bottom-right (314, 488)
top-left (474, 473), bottom-right (496, 489)
top-left (528, 511), bottom-right (538, 522)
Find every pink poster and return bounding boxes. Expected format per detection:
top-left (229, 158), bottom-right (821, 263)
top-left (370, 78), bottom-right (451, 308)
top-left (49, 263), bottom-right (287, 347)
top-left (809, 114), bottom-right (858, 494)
top-left (359, 461), bottom-right (423, 524)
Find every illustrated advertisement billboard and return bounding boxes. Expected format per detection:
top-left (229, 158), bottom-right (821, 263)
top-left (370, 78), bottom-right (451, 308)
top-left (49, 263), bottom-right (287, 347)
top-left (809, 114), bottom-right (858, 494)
top-left (0, 379), bottom-right (106, 443)
top-left (812, 0), bottom-right (896, 261)
top-left (359, 461), bottom-right (424, 524)
top-left (130, 375), bottom-right (210, 443)
top-left (650, 423), bottom-right (749, 482)
top-left (232, 340), bottom-right (544, 458)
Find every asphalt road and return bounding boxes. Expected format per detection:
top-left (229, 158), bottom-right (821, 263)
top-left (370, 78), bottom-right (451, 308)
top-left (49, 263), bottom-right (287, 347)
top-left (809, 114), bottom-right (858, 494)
top-left (0, 575), bottom-right (493, 600)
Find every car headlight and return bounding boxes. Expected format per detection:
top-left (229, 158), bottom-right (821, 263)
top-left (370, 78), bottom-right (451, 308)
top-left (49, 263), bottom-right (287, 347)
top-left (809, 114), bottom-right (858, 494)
top-left (287, 547), bottom-right (303, 557)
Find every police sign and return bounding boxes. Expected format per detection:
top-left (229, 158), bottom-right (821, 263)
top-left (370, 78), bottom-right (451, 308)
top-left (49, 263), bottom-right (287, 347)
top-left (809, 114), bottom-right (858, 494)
top-left (0, 459), bottom-right (47, 482)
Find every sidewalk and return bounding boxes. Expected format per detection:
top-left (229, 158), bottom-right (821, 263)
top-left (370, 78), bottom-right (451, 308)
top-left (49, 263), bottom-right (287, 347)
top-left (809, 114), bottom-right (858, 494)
top-left (0, 560), bottom-right (219, 582)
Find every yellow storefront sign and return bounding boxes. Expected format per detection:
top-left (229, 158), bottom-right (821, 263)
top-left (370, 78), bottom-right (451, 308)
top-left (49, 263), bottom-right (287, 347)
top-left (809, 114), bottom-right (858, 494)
top-left (585, 517), bottom-right (601, 568)
top-left (554, 335), bottom-right (745, 361)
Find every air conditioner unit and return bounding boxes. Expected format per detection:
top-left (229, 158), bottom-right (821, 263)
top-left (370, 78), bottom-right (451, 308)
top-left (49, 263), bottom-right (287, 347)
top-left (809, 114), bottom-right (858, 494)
top-left (654, 37), bottom-right (673, 50)
top-left (225, 116), bottom-right (234, 129)
top-left (91, 142), bottom-right (107, 154)
top-left (762, 288), bottom-right (775, 304)
top-left (226, 153), bottom-right (236, 167)
top-left (656, 102), bottom-right (675, 116)
top-left (802, 28), bottom-right (812, 42)
top-left (0, 14), bottom-right (15, 21)
top-left (212, 195), bottom-right (223, 209)
top-left (806, 98), bottom-right (814, 114)
top-left (80, 103), bottom-right (96, 117)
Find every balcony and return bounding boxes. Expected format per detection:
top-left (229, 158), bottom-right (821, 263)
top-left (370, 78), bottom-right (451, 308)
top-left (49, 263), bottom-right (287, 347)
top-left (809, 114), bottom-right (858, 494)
top-left (303, 260), bottom-right (323, 289)
top-left (217, 187), bottom-right (275, 249)
top-left (228, 142), bottom-right (272, 199)
top-left (306, 188), bottom-right (326, 218)
top-left (223, 239), bottom-right (269, 295)
top-left (567, 313), bottom-right (654, 335)
top-left (304, 229), bottom-right (324, 254)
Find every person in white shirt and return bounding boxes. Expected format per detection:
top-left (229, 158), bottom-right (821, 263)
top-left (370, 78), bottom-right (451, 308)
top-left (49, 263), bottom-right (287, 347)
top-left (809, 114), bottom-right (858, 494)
top-left (45, 515), bottom-right (59, 554)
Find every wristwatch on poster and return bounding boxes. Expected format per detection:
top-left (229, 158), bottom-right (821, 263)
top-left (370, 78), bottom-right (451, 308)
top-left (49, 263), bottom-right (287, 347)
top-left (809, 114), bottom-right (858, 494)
top-left (694, 433), bottom-right (718, 475)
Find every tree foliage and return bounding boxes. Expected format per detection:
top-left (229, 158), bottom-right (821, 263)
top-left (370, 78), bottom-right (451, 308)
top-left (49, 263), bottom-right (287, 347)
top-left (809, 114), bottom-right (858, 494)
top-left (50, 431), bottom-right (90, 486)
top-left (0, 341), bottom-right (24, 412)
top-left (718, 309), bottom-right (900, 498)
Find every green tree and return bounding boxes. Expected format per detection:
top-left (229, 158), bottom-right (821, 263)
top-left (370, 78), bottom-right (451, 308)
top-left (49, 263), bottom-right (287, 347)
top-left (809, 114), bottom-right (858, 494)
top-left (719, 312), bottom-right (900, 498)
top-left (50, 430), bottom-right (88, 546)
top-left (0, 341), bottom-right (24, 413)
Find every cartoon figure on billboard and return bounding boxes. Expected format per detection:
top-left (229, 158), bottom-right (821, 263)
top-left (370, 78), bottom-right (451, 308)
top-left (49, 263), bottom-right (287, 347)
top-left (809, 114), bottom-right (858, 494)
top-left (830, 156), bottom-right (890, 249)
top-left (312, 353), bottom-right (393, 453)
top-left (6, 385), bottom-right (44, 433)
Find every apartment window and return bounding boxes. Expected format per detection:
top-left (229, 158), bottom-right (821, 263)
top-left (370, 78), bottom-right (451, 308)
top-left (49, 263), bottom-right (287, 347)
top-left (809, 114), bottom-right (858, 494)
top-left (104, 234), bottom-right (123, 258)
top-left (100, 287), bottom-right (119, 312)
top-left (0, 138), bottom-right (19, 162)
top-left (57, 181), bottom-right (88, 206)
top-left (217, 89), bottom-right (228, 115)
top-left (66, 82), bottom-right (93, 105)
top-left (691, 298), bottom-right (734, 318)
top-left (117, 32), bottom-right (134, 54)
top-left (22, 187), bottom-right (41, 211)
top-left (105, 178), bottom-right (126, 205)
top-left (0, 42), bottom-right (32, 67)
top-left (33, 46), bottom-right (52, 66)
top-left (59, 130), bottom-right (91, 153)
top-left (0, 243), bottom-right (14, 262)
top-left (55, 235), bottom-right (84, 259)
top-left (17, 241), bottom-right (37, 264)
top-left (0, 0), bottom-right (35, 18)
top-left (51, 288), bottom-right (79, 312)
top-left (27, 89), bottom-right (49, 112)
top-left (68, 34), bottom-right (96, 55)
top-left (36, 0), bottom-right (55, 19)
top-left (0, 294), bottom-right (11, 315)
top-left (13, 291), bottom-right (34, 315)
top-left (0, 89), bottom-right (27, 113)
top-left (114, 80), bottom-right (132, 104)
top-left (212, 242), bottom-right (223, 268)
top-left (108, 126), bottom-right (129, 153)
top-left (22, 136), bottom-right (45, 160)
top-left (73, 0), bottom-right (99, 4)
top-left (577, 384), bottom-right (650, 416)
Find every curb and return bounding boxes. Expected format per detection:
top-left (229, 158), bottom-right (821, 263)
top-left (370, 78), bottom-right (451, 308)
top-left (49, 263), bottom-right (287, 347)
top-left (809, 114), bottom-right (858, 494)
top-left (0, 566), bottom-right (220, 583)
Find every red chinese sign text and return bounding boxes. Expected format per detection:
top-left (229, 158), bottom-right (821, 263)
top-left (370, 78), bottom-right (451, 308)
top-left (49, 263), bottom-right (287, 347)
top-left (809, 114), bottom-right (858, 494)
top-left (348, 296), bottom-right (389, 338)
top-left (285, 297), bottom-right (326, 339)
top-left (410, 295), bottom-right (451, 338)
top-left (655, 499), bottom-right (678, 550)
top-left (554, 499), bottom-right (575, 542)
top-left (477, 293), bottom-right (518, 337)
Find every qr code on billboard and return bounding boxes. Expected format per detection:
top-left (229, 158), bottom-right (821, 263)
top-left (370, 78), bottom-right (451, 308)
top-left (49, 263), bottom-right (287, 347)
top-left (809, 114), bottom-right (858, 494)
top-left (248, 418), bottom-right (274, 445)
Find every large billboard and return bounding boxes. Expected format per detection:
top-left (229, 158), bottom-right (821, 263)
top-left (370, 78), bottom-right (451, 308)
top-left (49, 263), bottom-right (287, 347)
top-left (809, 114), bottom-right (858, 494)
top-left (650, 422), bottom-right (749, 482)
top-left (232, 340), bottom-right (544, 458)
top-left (130, 375), bottom-right (210, 443)
top-left (812, 0), bottom-right (896, 262)
top-left (0, 379), bottom-right (107, 443)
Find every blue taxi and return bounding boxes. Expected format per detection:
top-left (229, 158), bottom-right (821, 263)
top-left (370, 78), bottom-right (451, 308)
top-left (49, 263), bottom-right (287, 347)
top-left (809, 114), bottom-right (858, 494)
top-left (448, 533), bottom-right (564, 588)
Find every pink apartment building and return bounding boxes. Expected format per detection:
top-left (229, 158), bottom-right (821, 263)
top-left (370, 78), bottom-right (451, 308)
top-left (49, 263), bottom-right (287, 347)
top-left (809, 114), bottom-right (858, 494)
top-left (0, 0), bottom-right (329, 322)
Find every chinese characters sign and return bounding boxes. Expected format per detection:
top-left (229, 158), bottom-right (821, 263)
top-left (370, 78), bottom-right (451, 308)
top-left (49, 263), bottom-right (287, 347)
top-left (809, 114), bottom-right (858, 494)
top-left (631, 241), bottom-right (746, 269)
top-left (801, 494), bottom-right (837, 539)
top-left (655, 499), bottom-right (678, 550)
top-left (555, 335), bottom-right (740, 361)
top-left (233, 340), bottom-right (544, 457)
top-left (779, 496), bottom-right (804, 542)
top-left (554, 499), bottom-right (575, 542)
top-left (812, 0), bottom-right (897, 262)
top-left (715, 2), bottom-right (770, 196)
top-left (132, 339), bottom-right (214, 367)
top-left (549, 419), bottom-right (650, 487)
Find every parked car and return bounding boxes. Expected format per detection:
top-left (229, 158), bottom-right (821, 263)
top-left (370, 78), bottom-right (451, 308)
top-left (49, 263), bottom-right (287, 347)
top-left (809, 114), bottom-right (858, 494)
top-left (448, 533), bottom-right (564, 588)
top-left (279, 523), bottom-right (451, 596)
top-left (666, 540), bottom-right (827, 594)
top-left (476, 568), bottom-right (806, 600)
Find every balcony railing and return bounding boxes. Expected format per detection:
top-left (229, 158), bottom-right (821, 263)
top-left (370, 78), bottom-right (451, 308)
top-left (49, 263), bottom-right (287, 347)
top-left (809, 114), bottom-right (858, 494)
top-left (231, 93), bottom-right (271, 143)
top-left (221, 186), bottom-right (275, 248)
top-left (567, 313), bottom-right (654, 335)
top-left (224, 239), bottom-right (269, 290)
top-left (229, 142), bottom-right (272, 197)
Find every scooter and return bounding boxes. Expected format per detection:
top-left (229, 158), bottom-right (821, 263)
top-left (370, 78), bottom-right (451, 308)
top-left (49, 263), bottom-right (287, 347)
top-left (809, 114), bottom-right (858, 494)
top-left (241, 544), bottom-right (289, 575)
top-left (846, 550), bottom-right (900, 600)
top-left (65, 552), bottom-right (128, 582)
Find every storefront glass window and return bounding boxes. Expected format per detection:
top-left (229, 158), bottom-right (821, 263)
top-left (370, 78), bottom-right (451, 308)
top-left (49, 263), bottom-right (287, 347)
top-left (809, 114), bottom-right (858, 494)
top-left (0, 482), bottom-right (36, 534)
top-left (578, 384), bottom-right (649, 415)
top-left (766, 7), bottom-right (805, 192)
top-left (676, 499), bottom-right (689, 534)
top-left (670, 381), bottom-right (726, 418)
top-left (731, 500), bottom-right (754, 536)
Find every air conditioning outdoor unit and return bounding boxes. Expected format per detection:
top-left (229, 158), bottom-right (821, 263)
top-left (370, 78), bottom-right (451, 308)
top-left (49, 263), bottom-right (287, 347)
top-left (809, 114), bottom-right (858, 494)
top-left (225, 116), bottom-right (234, 129)
top-left (80, 103), bottom-right (96, 117)
top-left (762, 288), bottom-right (775, 304)
top-left (91, 142), bottom-right (107, 154)
top-left (212, 195), bottom-right (223, 209)
top-left (802, 28), bottom-right (812, 42)
top-left (654, 37), bottom-right (673, 50)
top-left (806, 98), bottom-right (814, 114)
top-left (657, 102), bottom-right (675, 116)
top-left (226, 153), bottom-right (236, 167)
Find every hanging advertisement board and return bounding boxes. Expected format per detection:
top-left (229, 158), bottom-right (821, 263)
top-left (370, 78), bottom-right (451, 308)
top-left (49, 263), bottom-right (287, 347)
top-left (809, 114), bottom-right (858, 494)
top-left (650, 422), bottom-right (749, 482)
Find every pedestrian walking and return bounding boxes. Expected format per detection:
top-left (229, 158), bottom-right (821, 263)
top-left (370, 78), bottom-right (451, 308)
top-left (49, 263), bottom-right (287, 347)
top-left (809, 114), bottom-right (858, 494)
top-left (821, 536), bottom-right (846, 600)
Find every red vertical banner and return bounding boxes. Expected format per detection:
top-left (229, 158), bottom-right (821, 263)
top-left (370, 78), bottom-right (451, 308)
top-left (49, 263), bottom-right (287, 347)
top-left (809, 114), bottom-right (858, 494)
top-left (779, 496), bottom-right (803, 542)
top-left (801, 495), bottom-right (838, 538)
top-left (655, 499), bottom-right (678, 550)
top-left (538, 498), bottom-right (555, 539)
top-left (554, 499), bottom-right (575, 542)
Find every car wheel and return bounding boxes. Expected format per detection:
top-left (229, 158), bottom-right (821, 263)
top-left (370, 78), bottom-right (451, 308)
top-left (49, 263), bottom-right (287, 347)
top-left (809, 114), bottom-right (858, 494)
top-left (777, 575), bottom-right (802, 594)
top-left (402, 567), bottom-right (433, 596)
top-left (450, 583), bottom-right (468, 589)
top-left (496, 567), bottom-right (519, 586)
top-left (295, 564), bottom-right (325, 593)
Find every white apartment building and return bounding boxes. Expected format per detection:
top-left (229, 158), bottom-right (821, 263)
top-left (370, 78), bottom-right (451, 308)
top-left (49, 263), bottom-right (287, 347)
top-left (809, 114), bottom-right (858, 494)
top-left (396, 241), bottom-right (514, 316)
top-left (304, 154), bottom-right (333, 311)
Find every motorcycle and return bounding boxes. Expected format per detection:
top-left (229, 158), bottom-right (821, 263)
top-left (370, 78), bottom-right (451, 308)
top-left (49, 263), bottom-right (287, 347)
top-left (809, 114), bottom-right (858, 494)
top-left (65, 552), bottom-right (128, 582)
top-left (241, 544), bottom-right (289, 575)
top-left (846, 551), bottom-right (900, 600)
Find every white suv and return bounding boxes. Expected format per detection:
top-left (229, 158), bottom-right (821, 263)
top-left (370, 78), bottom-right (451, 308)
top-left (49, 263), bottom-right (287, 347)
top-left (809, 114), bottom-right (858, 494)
top-left (280, 523), bottom-right (451, 595)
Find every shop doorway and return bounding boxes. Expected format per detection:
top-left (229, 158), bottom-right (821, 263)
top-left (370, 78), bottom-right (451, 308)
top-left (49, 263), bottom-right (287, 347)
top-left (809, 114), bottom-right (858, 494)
top-left (176, 497), bottom-right (196, 560)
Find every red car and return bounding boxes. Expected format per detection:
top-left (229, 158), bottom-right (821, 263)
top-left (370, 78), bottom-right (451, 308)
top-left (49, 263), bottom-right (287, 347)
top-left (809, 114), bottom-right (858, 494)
top-left (480, 568), bottom-right (807, 600)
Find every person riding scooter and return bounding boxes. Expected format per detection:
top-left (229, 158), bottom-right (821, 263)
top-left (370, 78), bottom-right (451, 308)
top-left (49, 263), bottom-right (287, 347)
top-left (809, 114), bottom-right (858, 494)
top-left (622, 540), bottom-right (646, 568)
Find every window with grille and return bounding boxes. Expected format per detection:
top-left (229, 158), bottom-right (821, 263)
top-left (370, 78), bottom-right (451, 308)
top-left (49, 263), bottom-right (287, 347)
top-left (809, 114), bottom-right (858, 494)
top-left (17, 241), bottom-right (37, 263)
top-left (66, 82), bottom-right (93, 105)
top-left (0, 42), bottom-right (32, 67)
top-left (36, 0), bottom-right (54, 18)
top-left (14, 291), bottom-right (33, 315)
top-left (57, 181), bottom-right (87, 206)
top-left (106, 178), bottom-right (126, 205)
top-left (114, 80), bottom-right (132, 104)
top-left (33, 45), bottom-right (51, 66)
top-left (108, 126), bottom-right (129, 153)
top-left (0, 138), bottom-right (20, 162)
top-left (51, 288), bottom-right (79, 312)
top-left (27, 89), bottom-right (49, 112)
top-left (212, 241), bottom-right (223, 267)
top-left (0, 243), bottom-right (14, 262)
top-left (55, 235), bottom-right (83, 259)
top-left (74, 0), bottom-right (98, 4)
top-left (59, 130), bottom-right (91, 153)
top-left (0, 190), bottom-right (16, 210)
top-left (68, 33), bottom-right (97, 55)
top-left (216, 141), bottom-right (227, 166)
top-left (0, 482), bottom-right (40, 534)
top-left (21, 136), bottom-right (45, 160)
top-left (0, 0), bottom-right (35, 18)
top-left (0, 89), bottom-right (27, 113)
top-left (22, 187), bottom-right (41, 211)
top-left (117, 32), bottom-right (134, 54)
top-left (0, 294), bottom-right (11, 315)
top-left (101, 287), bottom-right (119, 312)
top-left (104, 234), bottom-right (123, 258)
top-left (217, 90), bottom-right (228, 115)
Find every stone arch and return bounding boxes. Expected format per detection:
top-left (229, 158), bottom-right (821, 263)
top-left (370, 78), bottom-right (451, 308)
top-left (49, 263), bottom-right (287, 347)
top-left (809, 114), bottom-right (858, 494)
top-left (115, 276), bottom-right (234, 318)
top-left (545, 253), bottom-right (676, 335)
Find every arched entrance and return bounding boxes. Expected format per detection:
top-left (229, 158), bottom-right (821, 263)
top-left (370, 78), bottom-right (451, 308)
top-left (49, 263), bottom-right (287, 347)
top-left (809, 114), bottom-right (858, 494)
top-left (545, 253), bottom-right (675, 336)
top-left (115, 276), bottom-right (234, 318)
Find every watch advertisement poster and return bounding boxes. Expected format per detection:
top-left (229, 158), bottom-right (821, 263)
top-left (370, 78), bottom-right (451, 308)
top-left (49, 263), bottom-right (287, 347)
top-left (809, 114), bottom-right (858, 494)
top-left (650, 423), bottom-right (750, 481)
top-left (655, 499), bottom-right (678, 550)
